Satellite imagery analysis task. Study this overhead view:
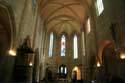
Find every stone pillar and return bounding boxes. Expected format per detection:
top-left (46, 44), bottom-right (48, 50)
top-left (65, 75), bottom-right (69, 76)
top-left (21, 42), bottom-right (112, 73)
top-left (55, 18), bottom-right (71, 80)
top-left (17, 0), bottom-right (34, 43)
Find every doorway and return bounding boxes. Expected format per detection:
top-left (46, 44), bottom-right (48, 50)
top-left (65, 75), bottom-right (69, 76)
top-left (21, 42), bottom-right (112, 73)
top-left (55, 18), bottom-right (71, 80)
top-left (72, 66), bottom-right (81, 80)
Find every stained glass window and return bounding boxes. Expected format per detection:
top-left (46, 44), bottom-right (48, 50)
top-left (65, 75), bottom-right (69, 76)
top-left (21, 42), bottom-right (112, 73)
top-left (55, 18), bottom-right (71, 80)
top-left (61, 35), bottom-right (66, 56)
top-left (32, 0), bottom-right (36, 10)
top-left (58, 65), bottom-right (67, 78)
top-left (64, 67), bottom-right (67, 74)
top-left (61, 67), bottom-right (63, 73)
top-left (49, 32), bottom-right (54, 57)
top-left (74, 35), bottom-right (78, 59)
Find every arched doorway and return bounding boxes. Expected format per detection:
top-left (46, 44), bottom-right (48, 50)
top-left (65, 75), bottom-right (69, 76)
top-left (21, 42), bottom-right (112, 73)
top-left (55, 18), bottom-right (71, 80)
top-left (72, 66), bottom-right (81, 80)
top-left (96, 41), bottom-right (117, 82)
top-left (0, 1), bottom-right (15, 83)
top-left (102, 43), bottom-right (117, 79)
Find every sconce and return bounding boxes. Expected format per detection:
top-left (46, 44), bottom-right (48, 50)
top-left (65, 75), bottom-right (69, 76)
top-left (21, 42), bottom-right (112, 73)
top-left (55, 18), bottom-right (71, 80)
top-left (120, 52), bottom-right (125, 60)
top-left (114, 47), bottom-right (125, 60)
top-left (9, 49), bottom-right (16, 56)
top-left (96, 62), bottom-right (101, 67)
top-left (29, 62), bottom-right (33, 66)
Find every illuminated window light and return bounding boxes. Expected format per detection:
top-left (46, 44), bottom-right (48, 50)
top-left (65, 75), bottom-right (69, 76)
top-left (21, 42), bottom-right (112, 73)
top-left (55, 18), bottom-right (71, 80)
top-left (74, 35), bottom-right (78, 59)
top-left (64, 67), bottom-right (67, 74)
top-left (96, 0), bottom-right (104, 16)
top-left (49, 32), bottom-right (54, 57)
top-left (86, 18), bottom-right (91, 34)
top-left (61, 67), bottom-right (63, 73)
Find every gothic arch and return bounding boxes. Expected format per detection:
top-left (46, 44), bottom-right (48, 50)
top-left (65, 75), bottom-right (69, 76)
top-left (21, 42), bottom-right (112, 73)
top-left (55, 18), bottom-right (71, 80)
top-left (72, 66), bottom-right (81, 80)
top-left (0, 1), bottom-right (16, 56)
top-left (0, 1), bottom-right (16, 50)
top-left (58, 64), bottom-right (67, 78)
top-left (98, 40), bottom-right (114, 64)
top-left (0, 1), bottom-right (16, 83)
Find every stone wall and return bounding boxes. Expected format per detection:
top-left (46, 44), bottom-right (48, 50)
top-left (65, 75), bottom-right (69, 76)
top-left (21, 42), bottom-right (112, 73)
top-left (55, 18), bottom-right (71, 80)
top-left (91, 0), bottom-right (125, 82)
top-left (0, 0), bottom-right (37, 83)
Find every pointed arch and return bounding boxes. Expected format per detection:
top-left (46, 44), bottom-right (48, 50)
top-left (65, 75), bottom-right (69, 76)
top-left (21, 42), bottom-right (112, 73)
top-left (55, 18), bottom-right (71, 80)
top-left (58, 64), bottom-right (67, 78)
top-left (98, 40), bottom-right (114, 64)
top-left (72, 66), bottom-right (81, 80)
top-left (48, 32), bottom-right (54, 57)
top-left (0, 1), bottom-right (16, 50)
top-left (73, 34), bottom-right (78, 59)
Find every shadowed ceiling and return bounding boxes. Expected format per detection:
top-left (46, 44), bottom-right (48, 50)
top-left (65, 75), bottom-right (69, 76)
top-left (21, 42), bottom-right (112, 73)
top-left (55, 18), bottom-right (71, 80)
top-left (39, 0), bottom-right (93, 36)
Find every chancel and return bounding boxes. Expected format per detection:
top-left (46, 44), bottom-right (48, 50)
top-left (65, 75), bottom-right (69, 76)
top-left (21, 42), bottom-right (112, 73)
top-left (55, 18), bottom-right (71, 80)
top-left (0, 0), bottom-right (125, 83)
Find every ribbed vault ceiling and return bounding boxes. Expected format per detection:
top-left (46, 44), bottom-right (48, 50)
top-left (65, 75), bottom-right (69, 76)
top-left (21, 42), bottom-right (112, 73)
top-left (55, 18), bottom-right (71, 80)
top-left (39, 0), bottom-right (92, 36)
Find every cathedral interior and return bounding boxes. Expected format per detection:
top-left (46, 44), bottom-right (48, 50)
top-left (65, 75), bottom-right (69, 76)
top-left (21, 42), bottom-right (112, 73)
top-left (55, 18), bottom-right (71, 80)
top-left (0, 0), bottom-right (125, 83)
